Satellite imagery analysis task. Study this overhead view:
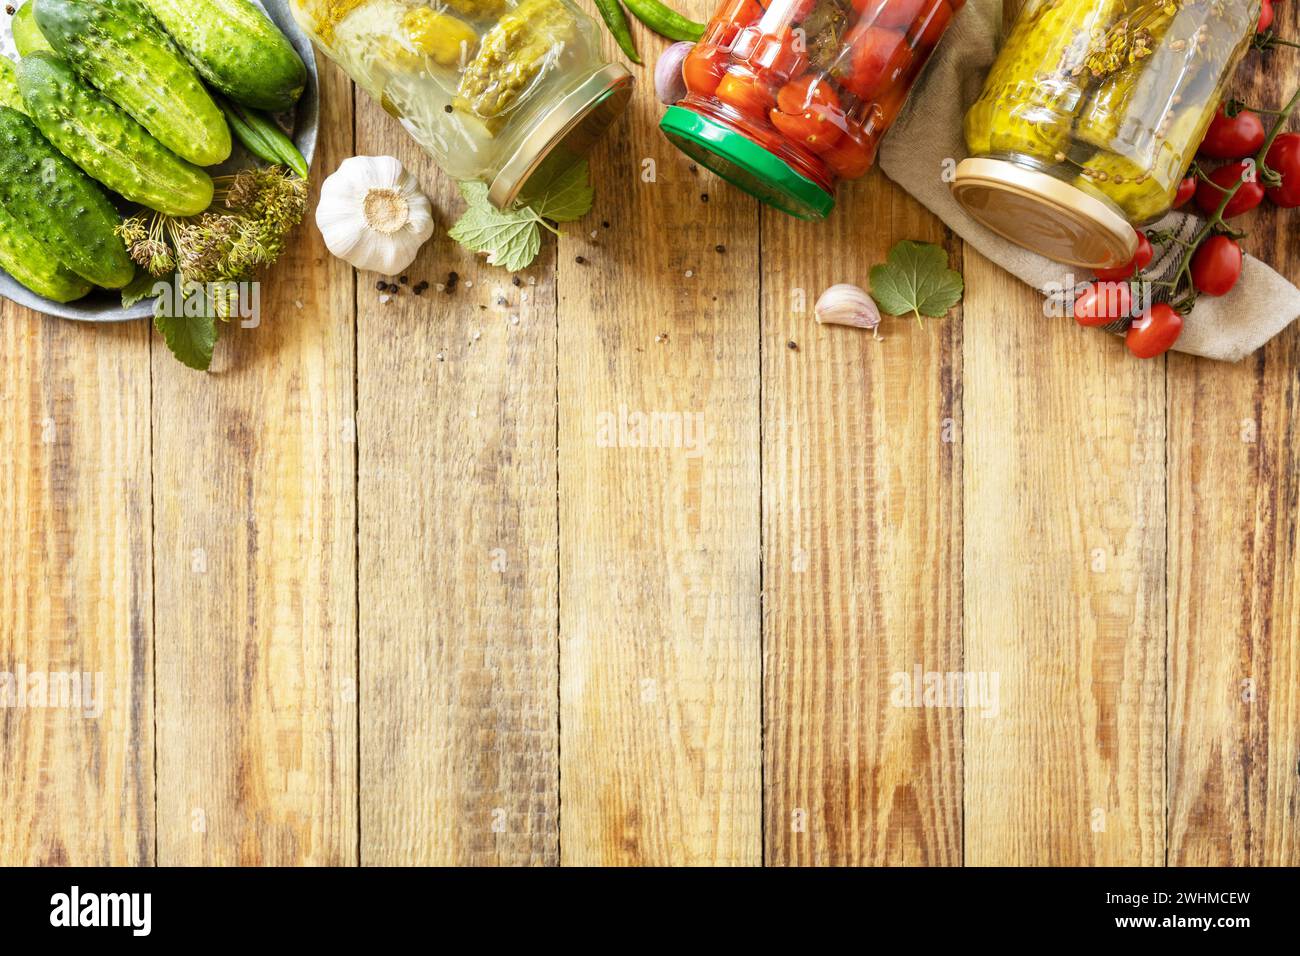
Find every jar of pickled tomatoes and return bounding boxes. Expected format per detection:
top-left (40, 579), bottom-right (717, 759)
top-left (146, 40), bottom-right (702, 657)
top-left (660, 0), bottom-right (962, 219)
top-left (953, 0), bottom-right (1260, 268)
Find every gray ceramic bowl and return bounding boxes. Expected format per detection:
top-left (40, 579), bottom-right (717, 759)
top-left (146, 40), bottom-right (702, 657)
top-left (0, 0), bottom-right (319, 322)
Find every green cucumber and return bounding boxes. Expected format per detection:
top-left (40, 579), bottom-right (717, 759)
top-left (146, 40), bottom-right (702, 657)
top-left (0, 201), bottom-right (93, 302)
top-left (34, 0), bottom-right (232, 166)
top-left (139, 0), bottom-right (307, 112)
top-left (12, 2), bottom-right (54, 57)
top-left (0, 106), bottom-right (135, 289)
top-left (0, 58), bottom-right (24, 113)
top-left (19, 53), bottom-right (214, 216)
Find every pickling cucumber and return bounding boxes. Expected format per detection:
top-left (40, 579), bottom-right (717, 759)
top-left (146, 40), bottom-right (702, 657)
top-left (19, 53), bottom-right (214, 216)
top-left (0, 201), bottom-right (93, 302)
top-left (0, 58), bottom-right (24, 113)
top-left (139, 0), bottom-right (307, 112)
top-left (0, 106), bottom-right (135, 289)
top-left (34, 0), bottom-right (232, 166)
top-left (12, 2), bottom-right (54, 57)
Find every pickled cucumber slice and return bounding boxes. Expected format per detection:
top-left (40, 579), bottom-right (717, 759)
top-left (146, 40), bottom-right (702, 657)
top-left (455, 0), bottom-right (576, 123)
top-left (403, 7), bottom-right (478, 66)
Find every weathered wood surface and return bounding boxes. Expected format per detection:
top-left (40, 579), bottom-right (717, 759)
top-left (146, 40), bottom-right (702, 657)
top-left (1, 2), bottom-right (1297, 867)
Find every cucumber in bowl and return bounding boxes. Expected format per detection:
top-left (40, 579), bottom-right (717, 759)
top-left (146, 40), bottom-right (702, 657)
top-left (140, 0), bottom-right (307, 112)
top-left (34, 0), bottom-right (232, 167)
top-left (0, 106), bottom-right (136, 290)
top-left (19, 52), bottom-right (214, 217)
top-left (11, 2), bottom-right (54, 56)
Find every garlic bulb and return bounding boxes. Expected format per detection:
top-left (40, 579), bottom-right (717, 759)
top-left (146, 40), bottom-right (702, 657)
top-left (316, 156), bottom-right (435, 274)
top-left (815, 284), bottom-right (882, 336)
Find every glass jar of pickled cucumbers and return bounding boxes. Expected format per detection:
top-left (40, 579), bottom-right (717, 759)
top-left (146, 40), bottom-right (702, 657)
top-left (953, 0), bottom-right (1260, 268)
top-left (291, 0), bottom-right (632, 208)
top-left (660, 0), bottom-right (963, 220)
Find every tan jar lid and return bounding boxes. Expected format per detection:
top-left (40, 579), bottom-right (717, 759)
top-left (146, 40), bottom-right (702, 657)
top-left (489, 64), bottom-right (633, 210)
top-left (951, 157), bottom-right (1138, 270)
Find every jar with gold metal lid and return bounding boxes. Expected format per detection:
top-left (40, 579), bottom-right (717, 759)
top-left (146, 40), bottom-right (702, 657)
top-left (952, 0), bottom-right (1261, 269)
top-left (291, 0), bottom-right (633, 208)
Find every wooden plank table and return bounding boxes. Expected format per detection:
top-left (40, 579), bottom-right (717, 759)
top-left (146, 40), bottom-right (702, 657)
top-left (1, 2), bottom-right (1297, 866)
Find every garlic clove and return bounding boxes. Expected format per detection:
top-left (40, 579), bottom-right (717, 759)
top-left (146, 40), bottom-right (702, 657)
top-left (655, 42), bottom-right (694, 106)
top-left (815, 283), bottom-right (882, 332)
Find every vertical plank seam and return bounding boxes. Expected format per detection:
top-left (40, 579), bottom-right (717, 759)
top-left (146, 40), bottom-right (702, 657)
top-left (554, 239), bottom-right (563, 868)
top-left (1163, 353), bottom-right (1170, 868)
top-left (757, 202), bottom-right (766, 868)
top-left (350, 77), bottom-right (362, 870)
top-left (149, 309), bottom-right (159, 867)
top-left (955, 230), bottom-right (966, 870)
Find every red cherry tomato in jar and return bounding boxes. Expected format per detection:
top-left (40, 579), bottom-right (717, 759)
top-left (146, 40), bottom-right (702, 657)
top-left (1199, 104), bottom-right (1266, 159)
top-left (840, 24), bottom-right (912, 100)
top-left (1072, 281), bottom-right (1133, 327)
top-left (1259, 0), bottom-right (1274, 32)
top-left (732, 26), bottom-right (807, 83)
top-left (1173, 174), bottom-right (1197, 209)
top-left (683, 45), bottom-right (728, 97)
top-left (716, 0), bottom-right (763, 28)
top-left (770, 73), bottom-right (845, 154)
top-left (1264, 132), bottom-right (1300, 208)
top-left (715, 69), bottom-right (777, 120)
top-left (1094, 231), bottom-right (1152, 281)
top-left (773, 0), bottom-right (818, 22)
top-left (1195, 162), bottom-right (1265, 218)
top-left (909, 0), bottom-right (952, 49)
top-left (1190, 235), bottom-right (1244, 297)
top-left (821, 123), bottom-right (877, 179)
top-left (1126, 304), bottom-right (1183, 359)
top-left (851, 0), bottom-right (925, 26)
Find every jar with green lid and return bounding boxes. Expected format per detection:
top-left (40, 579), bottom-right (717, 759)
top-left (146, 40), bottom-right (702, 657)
top-left (291, 0), bottom-right (632, 208)
top-left (952, 0), bottom-right (1261, 268)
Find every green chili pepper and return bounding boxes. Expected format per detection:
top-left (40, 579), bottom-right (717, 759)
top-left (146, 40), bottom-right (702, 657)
top-left (219, 98), bottom-right (310, 181)
top-left (622, 0), bottom-right (705, 43)
top-left (594, 0), bottom-right (641, 64)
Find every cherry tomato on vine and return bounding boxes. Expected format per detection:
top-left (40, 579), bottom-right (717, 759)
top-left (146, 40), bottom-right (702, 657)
top-left (1190, 235), bottom-right (1244, 297)
top-left (1199, 104), bottom-right (1266, 159)
top-left (1126, 304), bottom-right (1184, 359)
top-left (770, 73), bottom-right (845, 153)
top-left (1094, 231), bottom-right (1153, 281)
top-left (1173, 174), bottom-right (1198, 209)
top-left (840, 24), bottom-right (912, 100)
top-left (1265, 132), bottom-right (1300, 208)
top-left (1195, 161), bottom-right (1266, 218)
top-left (1073, 281), bottom-right (1133, 327)
top-left (1259, 0), bottom-right (1274, 32)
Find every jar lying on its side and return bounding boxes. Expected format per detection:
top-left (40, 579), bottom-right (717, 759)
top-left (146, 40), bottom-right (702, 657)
top-left (660, 0), bottom-right (963, 220)
top-left (292, 0), bottom-right (632, 208)
top-left (953, 0), bottom-right (1261, 269)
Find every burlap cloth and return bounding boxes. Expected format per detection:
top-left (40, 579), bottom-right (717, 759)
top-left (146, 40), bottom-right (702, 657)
top-left (877, 0), bottom-right (1300, 361)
